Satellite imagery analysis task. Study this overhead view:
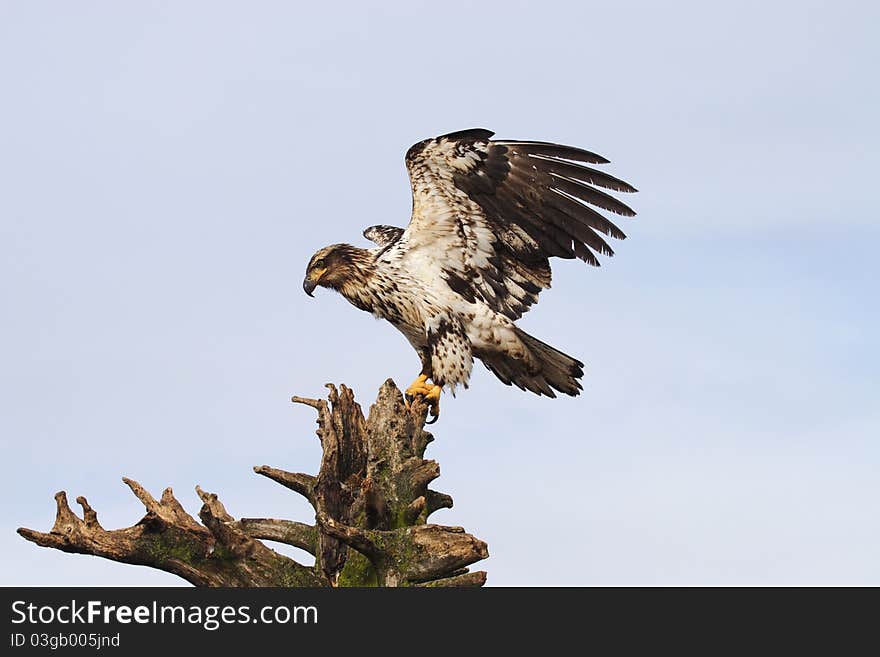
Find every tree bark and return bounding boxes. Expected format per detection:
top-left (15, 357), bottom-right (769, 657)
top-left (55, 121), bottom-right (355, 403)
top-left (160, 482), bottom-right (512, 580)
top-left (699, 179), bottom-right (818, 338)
top-left (18, 380), bottom-right (488, 587)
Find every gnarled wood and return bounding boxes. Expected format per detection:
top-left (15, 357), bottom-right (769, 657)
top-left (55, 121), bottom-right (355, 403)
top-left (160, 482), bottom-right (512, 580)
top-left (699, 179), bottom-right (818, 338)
top-left (18, 380), bottom-right (488, 587)
top-left (17, 483), bottom-right (324, 587)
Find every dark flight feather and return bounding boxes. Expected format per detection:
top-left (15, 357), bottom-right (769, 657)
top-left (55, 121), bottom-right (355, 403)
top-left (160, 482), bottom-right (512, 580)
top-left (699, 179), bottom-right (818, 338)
top-left (426, 131), bottom-right (637, 284)
top-left (496, 140), bottom-right (611, 164)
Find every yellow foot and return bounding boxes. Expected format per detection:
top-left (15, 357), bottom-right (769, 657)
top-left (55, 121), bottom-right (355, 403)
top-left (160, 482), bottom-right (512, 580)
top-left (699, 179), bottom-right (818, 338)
top-left (404, 374), bottom-right (442, 424)
top-left (405, 374), bottom-right (431, 400)
top-left (423, 383), bottom-right (441, 424)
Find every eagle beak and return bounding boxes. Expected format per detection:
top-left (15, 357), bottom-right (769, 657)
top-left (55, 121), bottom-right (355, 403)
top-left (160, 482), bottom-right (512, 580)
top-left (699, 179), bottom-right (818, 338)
top-left (303, 278), bottom-right (317, 297)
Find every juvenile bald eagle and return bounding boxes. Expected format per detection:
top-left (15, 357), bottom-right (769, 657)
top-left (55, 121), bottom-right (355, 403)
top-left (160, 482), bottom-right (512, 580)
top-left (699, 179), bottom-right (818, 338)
top-left (304, 129), bottom-right (637, 422)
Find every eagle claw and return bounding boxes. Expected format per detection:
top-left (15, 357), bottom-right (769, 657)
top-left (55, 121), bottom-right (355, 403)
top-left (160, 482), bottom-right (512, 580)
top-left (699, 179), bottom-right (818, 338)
top-left (405, 374), bottom-right (442, 423)
top-left (425, 406), bottom-right (439, 424)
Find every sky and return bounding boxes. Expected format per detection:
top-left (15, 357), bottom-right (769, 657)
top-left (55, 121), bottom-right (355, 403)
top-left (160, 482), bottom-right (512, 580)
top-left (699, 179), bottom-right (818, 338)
top-left (1, 1), bottom-right (878, 586)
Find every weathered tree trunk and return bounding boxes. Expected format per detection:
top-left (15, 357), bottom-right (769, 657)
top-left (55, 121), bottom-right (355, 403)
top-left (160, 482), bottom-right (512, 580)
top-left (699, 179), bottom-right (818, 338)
top-left (18, 380), bottom-right (488, 587)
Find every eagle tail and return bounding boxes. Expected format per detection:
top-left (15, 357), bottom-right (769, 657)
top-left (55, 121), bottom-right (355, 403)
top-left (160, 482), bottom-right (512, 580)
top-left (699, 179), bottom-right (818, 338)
top-left (483, 329), bottom-right (584, 397)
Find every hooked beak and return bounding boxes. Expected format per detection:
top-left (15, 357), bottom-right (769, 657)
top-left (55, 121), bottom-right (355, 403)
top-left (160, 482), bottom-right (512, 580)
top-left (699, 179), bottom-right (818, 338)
top-left (303, 278), bottom-right (317, 297)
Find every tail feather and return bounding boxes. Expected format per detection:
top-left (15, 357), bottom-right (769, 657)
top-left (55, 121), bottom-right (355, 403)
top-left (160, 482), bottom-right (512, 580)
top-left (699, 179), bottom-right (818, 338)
top-left (481, 329), bottom-right (584, 397)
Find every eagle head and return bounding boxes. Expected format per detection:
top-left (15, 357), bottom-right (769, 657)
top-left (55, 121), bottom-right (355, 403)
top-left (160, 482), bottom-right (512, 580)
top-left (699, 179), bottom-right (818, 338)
top-left (303, 244), bottom-right (367, 297)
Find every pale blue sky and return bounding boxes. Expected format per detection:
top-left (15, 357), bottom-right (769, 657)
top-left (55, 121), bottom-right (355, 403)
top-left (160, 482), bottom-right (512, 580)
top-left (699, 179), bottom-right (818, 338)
top-left (1, 1), bottom-right (878, 585)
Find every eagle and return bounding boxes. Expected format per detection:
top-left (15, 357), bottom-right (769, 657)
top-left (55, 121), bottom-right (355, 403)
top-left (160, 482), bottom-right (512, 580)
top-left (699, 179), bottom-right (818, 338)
top-left (303, 128), bottom-right (637, 422)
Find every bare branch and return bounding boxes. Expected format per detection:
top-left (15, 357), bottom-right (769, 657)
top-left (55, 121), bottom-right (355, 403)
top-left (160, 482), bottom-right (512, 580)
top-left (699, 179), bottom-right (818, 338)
top-left (316, 513), bottom-right (381, 561)
top-left (409, 460), bottom-right (441, 491)
top-left (18, 481), bottom-right (324, 587)
top-left (75, 496), bottom-right (100, 529)
top-left (291, 396), bottom-right (324, 411)
top-left (234, 519), bottom-right (317, 555)
top-left (417, 571), bottom-right (488, 587)
top-left (122, 477), bottom-right (160, 513)
top-left (253, 466), bottom-right (317, 508)
top-left (404, 496), bottom-right (426, 525)
top-left (426, 490), bottom-right (454, 516)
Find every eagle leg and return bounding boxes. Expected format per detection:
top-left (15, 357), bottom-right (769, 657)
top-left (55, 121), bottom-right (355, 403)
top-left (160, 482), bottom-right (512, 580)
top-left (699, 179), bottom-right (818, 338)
top-left (404, 374), bottom-right (442, 423)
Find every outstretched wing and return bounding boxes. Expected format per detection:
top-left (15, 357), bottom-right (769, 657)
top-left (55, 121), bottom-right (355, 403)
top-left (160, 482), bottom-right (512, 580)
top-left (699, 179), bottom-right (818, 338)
top-left (398, 128), bottom-right (637, 320)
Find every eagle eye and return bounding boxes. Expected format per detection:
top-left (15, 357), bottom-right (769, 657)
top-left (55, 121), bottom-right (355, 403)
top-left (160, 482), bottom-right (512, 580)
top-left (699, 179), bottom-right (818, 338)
top-left (314, 258), bottom-right (326, 269)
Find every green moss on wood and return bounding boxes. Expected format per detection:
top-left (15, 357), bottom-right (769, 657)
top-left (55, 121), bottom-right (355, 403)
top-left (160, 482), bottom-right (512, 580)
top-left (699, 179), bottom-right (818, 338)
top-left (337, 550), bottom-right (378, 587)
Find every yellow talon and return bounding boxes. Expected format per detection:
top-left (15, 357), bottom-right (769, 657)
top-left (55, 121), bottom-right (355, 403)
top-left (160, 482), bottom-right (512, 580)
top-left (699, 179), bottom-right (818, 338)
top-left (423, 383), bottom-right (442, 424)
top-left (405, 374), bottom-right (431, 399)
top-left (404, 375), bottom-right (442, 423)
top-left (423, 384), bottom-right (441, 403)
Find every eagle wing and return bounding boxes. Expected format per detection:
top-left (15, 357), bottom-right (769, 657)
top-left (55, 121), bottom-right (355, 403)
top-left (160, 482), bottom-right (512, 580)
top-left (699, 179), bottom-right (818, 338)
top-left (393, 128), bottom-right (637, 320)
top-left (363, 224), bottom-right (404, 248)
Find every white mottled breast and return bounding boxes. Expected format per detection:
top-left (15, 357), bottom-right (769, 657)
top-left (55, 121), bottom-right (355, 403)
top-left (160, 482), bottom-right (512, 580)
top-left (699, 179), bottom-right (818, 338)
top-left (374, 242), bottom-right (519, 358)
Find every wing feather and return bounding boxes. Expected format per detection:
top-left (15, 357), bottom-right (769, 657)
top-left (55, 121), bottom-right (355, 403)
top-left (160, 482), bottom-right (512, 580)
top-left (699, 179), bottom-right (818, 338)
top-left (398, 129), bottom-right (636, 320)
top-left (363, 224), bottom-right (404, 248)
top-left (497, 140), bottom-right (611, 164)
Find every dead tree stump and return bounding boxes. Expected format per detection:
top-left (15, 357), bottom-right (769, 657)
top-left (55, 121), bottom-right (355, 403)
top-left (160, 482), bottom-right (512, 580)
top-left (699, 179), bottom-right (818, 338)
top-left (17, 380), bottom-right (488, 587)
